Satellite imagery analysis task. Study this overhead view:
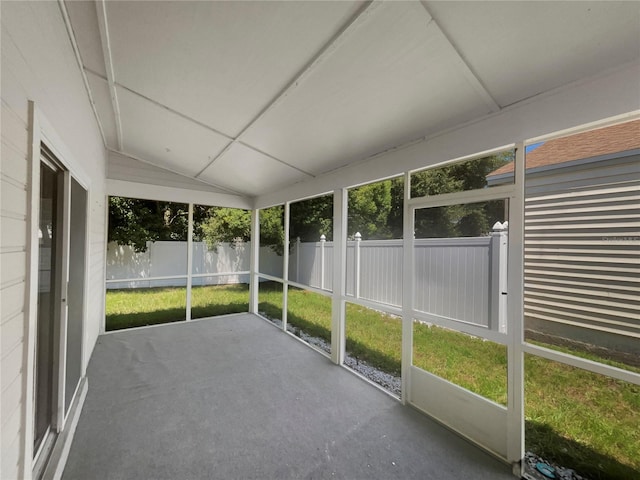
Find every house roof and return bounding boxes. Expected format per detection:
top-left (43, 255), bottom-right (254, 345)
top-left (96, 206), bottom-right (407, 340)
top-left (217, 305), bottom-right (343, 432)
top-left (490, 120), bottom-right (640, 176)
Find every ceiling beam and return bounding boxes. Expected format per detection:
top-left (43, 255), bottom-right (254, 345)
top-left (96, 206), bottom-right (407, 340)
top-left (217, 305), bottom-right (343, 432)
top-left (95, 0), bottom-right (123, 150)
top-left (419, 1), bottom-right (501, 114)
top-left (57, 0), bottom-right (107, 148)
top-left (194, 0), bottom-right (383, 179)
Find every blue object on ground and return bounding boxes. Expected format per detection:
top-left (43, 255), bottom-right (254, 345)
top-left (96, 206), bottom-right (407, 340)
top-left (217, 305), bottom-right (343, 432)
top-left (535, 462), bottom-right (556, 478)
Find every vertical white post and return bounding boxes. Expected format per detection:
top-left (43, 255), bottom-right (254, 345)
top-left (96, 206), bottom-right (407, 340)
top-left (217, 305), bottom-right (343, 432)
top-left (507, 143), bottom-right (526, 475)
top-left (24, 102), bottom-right (41, 477)
top-left (320, 234), bottom-right (326, 290)
top-left (498, 222), bottom-right (508, 333)
top-left (295, 237), bottom-right (301, 283)
top-left (401, 171), bottom-right (414, 405)
top-left (249, 209), bottom-right (260, 314)
top-left (282, 202), bottom-right (290, 332)
top-left (354, 232), bottom-right (361, 298)
top-left (186, 203), bottom-right (193, 321)
top-left (331, 189), bottom-right (347, 365)
top-left (489, 221), bottom-right (508, 332)
top-left (56, 170), bottom-right (71, 431)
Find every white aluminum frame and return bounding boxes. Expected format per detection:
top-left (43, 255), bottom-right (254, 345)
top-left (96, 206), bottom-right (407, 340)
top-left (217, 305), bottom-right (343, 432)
top-left (25, 102), bottom-right (92, 479)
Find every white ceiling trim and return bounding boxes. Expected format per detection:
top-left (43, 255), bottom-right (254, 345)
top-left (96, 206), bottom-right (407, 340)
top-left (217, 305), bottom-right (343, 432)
top-left (106, 147), bottom-right (245, 196)
top-left (106, 178), bottom-right (252, 210)
top-left (57, 0), bottom-right (107, 148)
top-left (95, 0), bottom-right (123, 150)
top-left (419, 1), bottom-right (500, 113)
top-left (194, 1), bottom-right (381, 179)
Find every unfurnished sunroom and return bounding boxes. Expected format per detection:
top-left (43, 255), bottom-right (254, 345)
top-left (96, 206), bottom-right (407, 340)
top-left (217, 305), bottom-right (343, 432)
top-left (1, 1), bottom-right (638, 480)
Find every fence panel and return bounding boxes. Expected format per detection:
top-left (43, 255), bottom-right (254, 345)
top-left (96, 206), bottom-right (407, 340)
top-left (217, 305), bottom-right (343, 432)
top-left (414, 237), bottom-right (492, 327)
top-left (106, 236), bottom-right (505, 329)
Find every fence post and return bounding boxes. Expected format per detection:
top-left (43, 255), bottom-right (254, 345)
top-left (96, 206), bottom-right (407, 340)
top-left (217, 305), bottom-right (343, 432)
top-left (295, 237), bottom-right (300, 283)
top-left (490, 221), bottom-right (509, 332)
top-left (354, 232), bottom-right (361, 298)
top-left (320, 234), bottom-right (326, 290)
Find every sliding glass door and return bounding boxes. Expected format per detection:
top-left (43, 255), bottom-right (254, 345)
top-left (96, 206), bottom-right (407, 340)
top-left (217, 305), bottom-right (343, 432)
top-left (34, 158), bottom-right (63, 455)
top-left (34, 146), bottom-right (88, 468)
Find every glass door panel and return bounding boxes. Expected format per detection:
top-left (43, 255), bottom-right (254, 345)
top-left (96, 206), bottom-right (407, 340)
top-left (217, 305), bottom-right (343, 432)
top-left (34, 161), bottom-right (62, 453)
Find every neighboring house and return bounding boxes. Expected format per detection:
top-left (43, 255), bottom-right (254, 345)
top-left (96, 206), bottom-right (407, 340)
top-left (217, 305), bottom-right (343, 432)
top-left (488, 121), bottom-right (640, 357)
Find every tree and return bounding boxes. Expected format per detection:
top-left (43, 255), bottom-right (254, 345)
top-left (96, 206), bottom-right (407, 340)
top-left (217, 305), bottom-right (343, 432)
top-left (108, 197), bottom-right (196, 252)
top-left (348, 181), bottom-right (394, 239)
top-left (407, 153), bottom-right (512, 238)
top-left (289, 195), bottom-right (333, 242)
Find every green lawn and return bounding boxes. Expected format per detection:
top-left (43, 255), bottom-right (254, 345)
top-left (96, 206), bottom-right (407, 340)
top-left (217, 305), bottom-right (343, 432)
top-left (106, 282), bottom-right (639, 480)
top-left (106, 283), bottom-right (249, 330)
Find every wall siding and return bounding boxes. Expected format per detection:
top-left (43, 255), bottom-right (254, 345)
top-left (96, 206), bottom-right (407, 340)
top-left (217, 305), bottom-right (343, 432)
top-left (1, 50), bottom-right (29, 480)
top-left (524, 153), bottom-right (640, 352)
top-left (1, 1), bottom-right (107, 478)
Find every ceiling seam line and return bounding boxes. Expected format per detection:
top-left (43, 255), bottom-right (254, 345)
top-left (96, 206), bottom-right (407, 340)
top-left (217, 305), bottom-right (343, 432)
top-left (57, 0), bottom-right (107, 149)
top-left (198, 0), bottom-right (381, 174)
top-left (194, 141), bottom-right (235, 178)
top-left (194, 138), bottom-right (314, 179)
top-left (113, 81), bottom-right (310, 180)
top-left (419, 1), bottom-right (501, 113)
top-left (96, 0), bottom-right (124, 151)
top-left (236, 141), bottom-right (316, 177)
top-left (106, 148), bottom-right (246, 196)
top-left (115, 82), bottom-right (236, 141)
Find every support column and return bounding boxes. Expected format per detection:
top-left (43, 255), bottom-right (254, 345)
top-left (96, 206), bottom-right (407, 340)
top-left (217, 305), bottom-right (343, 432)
top-left (249, 209), bottom-right (259, 314)
top-left (507, 143), bottom-right (526, 475)
top-left (331, 189), bottom-right (347, 365)
top-left (401, 172), bottom-right (413, 405)
top-left (186, 203), bottom-right (193, 321)
top-left (282, 202), bottom-right (290, 332)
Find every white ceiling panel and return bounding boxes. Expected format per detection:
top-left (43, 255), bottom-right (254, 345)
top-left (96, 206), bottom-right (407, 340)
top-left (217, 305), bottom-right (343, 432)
top-left (104, 0), bottom-right (364, 138)
top-left (199, 143), bottom-right (311, 196)
top-left (118, 87), bottom-right (230, 179)
top-left (64, 0), bottom-right (106, 77)
top-left (85, 71), bottom-right (118, 147)
top-left (241, 1), bottom-right (493, 176)
top-left (426, 1), bottom-right (640, 107)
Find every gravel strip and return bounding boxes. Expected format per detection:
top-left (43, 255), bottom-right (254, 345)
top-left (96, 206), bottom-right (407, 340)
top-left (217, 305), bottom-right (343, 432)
top-left (523, 452), bottom-right (589, 480)
top-left (260, 313), bottom-right (401, 396)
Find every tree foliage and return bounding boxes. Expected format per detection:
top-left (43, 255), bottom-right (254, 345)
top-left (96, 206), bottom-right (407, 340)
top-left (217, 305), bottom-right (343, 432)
top-left (408, 152), bottom-right (512, 238)
top-left (108, 197), bottom-right (192, 252)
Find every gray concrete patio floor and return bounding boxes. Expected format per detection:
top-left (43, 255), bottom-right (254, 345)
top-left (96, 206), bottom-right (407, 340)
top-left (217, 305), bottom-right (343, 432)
top-left (62, 313), bottom-right (516, 479)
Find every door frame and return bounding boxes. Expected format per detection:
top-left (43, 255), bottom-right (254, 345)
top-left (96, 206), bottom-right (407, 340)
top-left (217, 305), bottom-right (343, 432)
top-left (24, 102), bottom-right (92, 478)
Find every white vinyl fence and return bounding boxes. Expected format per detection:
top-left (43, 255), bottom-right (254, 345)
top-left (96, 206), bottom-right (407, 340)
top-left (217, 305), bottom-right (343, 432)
top-left (287, 227), bottom-right (508, 330)
top-left (106, 225), bottom-right (508, 330)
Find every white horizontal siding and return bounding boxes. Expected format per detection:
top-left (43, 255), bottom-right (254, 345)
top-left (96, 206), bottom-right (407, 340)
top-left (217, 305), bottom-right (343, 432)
top-left (524, 154), bottom-right (640, 343)
top-left (1, 1), bottom-right (108, 476)
top-left (85, 191), bottom-right (106, 363)
top-left (1, 80), bottom-right (28, 480)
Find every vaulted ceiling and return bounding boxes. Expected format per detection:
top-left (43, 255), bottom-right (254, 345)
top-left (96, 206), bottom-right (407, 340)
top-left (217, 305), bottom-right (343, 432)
top-left (64, 1), bottom-right (640, 200)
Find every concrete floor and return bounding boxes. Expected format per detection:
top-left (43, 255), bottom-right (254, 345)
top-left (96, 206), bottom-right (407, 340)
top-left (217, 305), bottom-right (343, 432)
top-left (63, 314), bottom-right (516, 479)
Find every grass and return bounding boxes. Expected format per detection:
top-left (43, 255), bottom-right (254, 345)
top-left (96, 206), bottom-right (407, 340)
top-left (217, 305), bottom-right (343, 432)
top-left (106, 282), bottom-right (639, 479)
top-left (106, 284), bottom-right (249, 330)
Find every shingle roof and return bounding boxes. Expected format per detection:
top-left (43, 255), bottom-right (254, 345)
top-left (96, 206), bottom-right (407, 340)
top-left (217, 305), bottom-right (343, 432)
top-left (490, 119), bottom-right (640, 176)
